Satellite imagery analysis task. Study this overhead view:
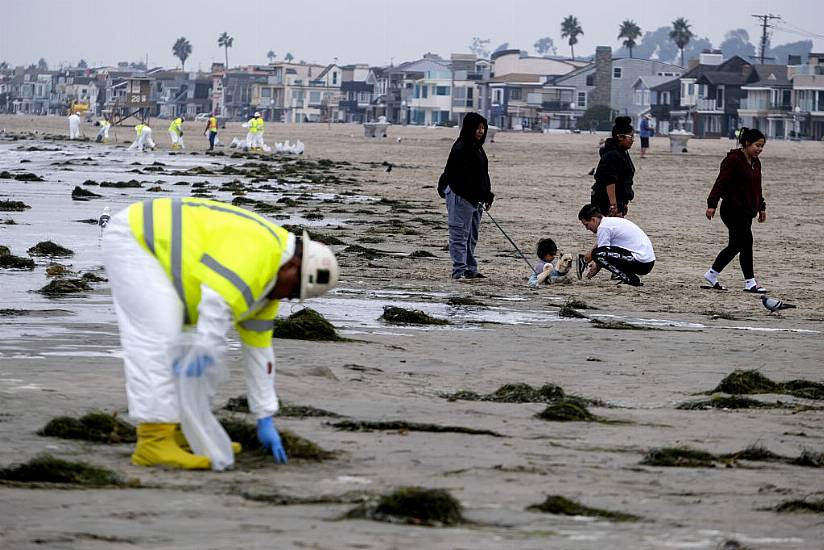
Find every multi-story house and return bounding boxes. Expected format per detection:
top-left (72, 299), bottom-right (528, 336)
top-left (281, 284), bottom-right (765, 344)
top-left (551, 47), bottom-right (681, 130)
top-left (488, 49), bottom-right (581, 129)
top-left (450, 54), bottom-right (489, 126)
top-left (737, 64), bottom-right (793, 139)
top-left (338, 64), bottom-right (377, 123)
top-left (407, 57), bottom-right (453, 125)
top-left (631, 75), bottom-right (680, 133)
top-left (651, 54), bottom-right (752, 137)
top-left (791, 52), bottom-right (824, 140)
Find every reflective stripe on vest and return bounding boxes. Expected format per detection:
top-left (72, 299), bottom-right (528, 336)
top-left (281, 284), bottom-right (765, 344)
top-left (200, 253), bottom-right (254, 308)
top-left (238, 319), bottom-right (274, 332)
top-left (170, 200), bottom-right (189, 324)
top-left (141, 199), bottom-right (155, 254)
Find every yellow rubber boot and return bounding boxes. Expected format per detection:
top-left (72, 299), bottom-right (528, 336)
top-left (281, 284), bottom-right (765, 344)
top-left (131, 423), bottom-right (211, 470)
top-left (173, 424), bottom-right (242, 455)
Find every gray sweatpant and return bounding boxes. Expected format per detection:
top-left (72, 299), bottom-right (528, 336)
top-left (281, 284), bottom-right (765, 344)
top-left (446, 188), bottom-right (482, 278)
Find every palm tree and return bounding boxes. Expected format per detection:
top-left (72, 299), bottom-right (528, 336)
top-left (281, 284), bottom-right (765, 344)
top-left (266, 50), bottom-right (276, 64)
top-left (670, 17), bottom-right (694, 67)
top-left (218, 32), bottom-right (234, 69)
top-left (618, 20), bottom-right (642, 58)
top-left (172, 37), bottom-right (192, 71)
top-left (284, 52), bottom-right (294, 62)
top-left (561, 15), bottom-right (584, 61)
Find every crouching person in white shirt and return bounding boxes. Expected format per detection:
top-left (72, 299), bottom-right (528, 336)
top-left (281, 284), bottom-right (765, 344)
top-left (577, 204), bottom-right (655, 287)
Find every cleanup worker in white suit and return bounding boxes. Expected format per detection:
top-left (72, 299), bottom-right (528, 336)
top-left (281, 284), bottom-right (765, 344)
top-left (68, 112), bottom-right (81, 139)
top-left (102, 197), bottom-right (339, 469)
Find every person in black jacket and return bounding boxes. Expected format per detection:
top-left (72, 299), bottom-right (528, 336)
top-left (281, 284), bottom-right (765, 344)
top-left (591, 116), bottom-right (636, 217)
top-left (438, 112), bottom-right (495, 280)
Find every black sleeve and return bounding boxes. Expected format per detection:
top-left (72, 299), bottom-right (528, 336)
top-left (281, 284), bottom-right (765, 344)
top-left (594, 151), bottom-right (621, 187)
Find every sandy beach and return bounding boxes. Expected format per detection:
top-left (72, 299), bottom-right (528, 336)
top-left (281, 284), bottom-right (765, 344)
top-left (1, 113), bottom-right (823, 549)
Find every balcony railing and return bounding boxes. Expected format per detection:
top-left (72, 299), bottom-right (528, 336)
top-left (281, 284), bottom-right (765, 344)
top-left (696, 98), bottom-right (721, 111)
top-left (453, 99), bottom-right (474, 108)
top-left (541, 100), bottom-right (573, 112)
top-left (739, 98), bottom-right (791, 111)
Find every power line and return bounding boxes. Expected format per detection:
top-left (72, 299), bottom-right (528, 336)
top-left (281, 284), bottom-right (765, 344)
top-left (752, 13), bottom-right (781, 64)
top-left (776, 20), bottom-right (824, 41)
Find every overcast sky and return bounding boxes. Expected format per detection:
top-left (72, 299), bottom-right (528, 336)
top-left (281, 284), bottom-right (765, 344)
top-left (2, 0), bottom-right (822, 69)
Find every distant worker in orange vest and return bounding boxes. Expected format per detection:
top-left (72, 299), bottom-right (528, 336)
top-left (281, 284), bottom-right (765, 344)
top-left (203, 112), bottom-right (218, 151)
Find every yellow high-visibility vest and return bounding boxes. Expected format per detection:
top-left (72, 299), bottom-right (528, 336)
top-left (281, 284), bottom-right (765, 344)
top-left (168, 117), bottom-right (183, 134)
top-left (247, 118), bottom-right (258, 133)
top-left (135, 124), bottom-right (145, 136)
top-left (208, 116), bottom-right (218, 132)
top-left (127, 197), bottom-right (291, 347)
top-left (254, 117), bottom-right (264, 132)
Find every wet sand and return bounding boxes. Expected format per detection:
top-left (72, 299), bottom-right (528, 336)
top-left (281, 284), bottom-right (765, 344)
top-left (1, 114), bottom-right (823, 549)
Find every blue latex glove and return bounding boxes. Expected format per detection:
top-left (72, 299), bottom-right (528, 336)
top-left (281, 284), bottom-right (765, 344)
top-left (172, 353), bottom-right (214, 377)
top-left (256, 416), bottom-right (288, 464)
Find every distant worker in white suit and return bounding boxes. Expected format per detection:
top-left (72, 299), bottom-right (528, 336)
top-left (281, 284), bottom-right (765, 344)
top-left (128, 122), bottom-right (156, 152)
top-left (68, 113), bottom-right (81, 139)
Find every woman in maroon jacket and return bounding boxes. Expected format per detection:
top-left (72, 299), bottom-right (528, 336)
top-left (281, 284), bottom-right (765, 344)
top-left (703, 128), bottom-right (768, 293)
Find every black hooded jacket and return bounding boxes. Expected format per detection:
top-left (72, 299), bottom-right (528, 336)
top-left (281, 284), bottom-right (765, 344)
top-left (592, 137), bottom-right (635, 207)
top-left (438, 112), bottom-right (495, 206)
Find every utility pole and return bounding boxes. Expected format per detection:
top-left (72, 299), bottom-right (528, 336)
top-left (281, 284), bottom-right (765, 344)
top-left (752, 13), bottom-right (781, 64)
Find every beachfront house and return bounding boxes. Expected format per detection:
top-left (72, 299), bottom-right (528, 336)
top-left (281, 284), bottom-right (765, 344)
top-left (791, 52), bottom-right (824, 140)
top-left (737, 64), bottom-right (794, 139)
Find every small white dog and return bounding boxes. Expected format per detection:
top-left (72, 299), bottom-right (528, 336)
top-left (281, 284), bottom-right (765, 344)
top-left (535, 253), bottom-right (574, 285)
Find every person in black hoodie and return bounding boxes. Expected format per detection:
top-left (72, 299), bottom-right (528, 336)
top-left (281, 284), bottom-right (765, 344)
top-left (438, 112), bottom-right (495, 279)
top-left (591, 116), bottom-right (636, 217)
top-left (703, 127), bottom-right (768, 293)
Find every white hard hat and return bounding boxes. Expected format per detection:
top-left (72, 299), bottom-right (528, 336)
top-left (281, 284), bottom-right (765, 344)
top-left (254, 111), bottom-right (261, 117)
top-left (299, 231), bottom-right (338, 300)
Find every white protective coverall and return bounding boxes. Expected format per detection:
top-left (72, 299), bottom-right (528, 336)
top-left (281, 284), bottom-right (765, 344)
top-left (102, 201), bottom-right (294, 423)
top-left (128, 125), bottom-right (155, 152)
top-left (68, 113), bottom-right (81, 139)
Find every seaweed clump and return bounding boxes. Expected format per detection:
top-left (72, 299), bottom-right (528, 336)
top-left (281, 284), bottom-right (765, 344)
top-left (331, 419), bottom-right (502, 437)
top-left (380, 306), bottom-right (449, 326)
top-left (272, 308), bottom-right (344, 341)
top-left (219, 417), bottom-right (335, 462)
top-left (71, 186), bottom-right (102, 200)
top-left (39, 412), bottom-right (136, 444)
top-left (772, 499), bottom-right (824, 513)
top-left (27, 240), bottom-right (74, 257)
top-left (535, 399), bottom-right (598, 422)
top-left (37, 278), bottom-right (92, 295)
top-left (0, 199), bottom-right (31, 211)
top-left (641, 447), bottom-right (718, 468)
top-left (0, 254), bottom-right (35, 269)
top-left (0, 454), bottom-right (129, 487)
top-left (447, 383), bottom-right (566, 404)
top-left (223, 395), bottom-right (341, 418)
top-left (345, 487), bottom-right (465, 526)
top-left (527, 495), bottom-right (639, 522)
top-left (590, 318), bottom-right (658, 330)
top-left (791, 450), bottom-right (824, 468)
top-left (711, 370), bottom-right (824, 400)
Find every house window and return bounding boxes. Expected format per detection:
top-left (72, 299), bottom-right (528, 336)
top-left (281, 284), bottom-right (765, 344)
top-left (818, 90), bottom-right (824, 112)
top-left (309, 91), bottom-right (321, 104)
top-left (435, 86), bottom-right (450, 96)
top-left (261, 88), bottom-right (271, 98)
top-left (493, 89), bottom-right (503, 104)
top-left (332, 72), bottom-right (337, 85)
top-left (586, 73), bottom-right (594, 86)
top-left (661, 91), bottom-right (671, 105)
top-left (716, 86), bottom-right (725, 109)
top-left (422, 85), bottom-right (428, 98)
top-left (510, 88), bottom-right (522, 100)
top-left (688, 83), bottom-right (695, 96)
top-left (577, 91), bottom-right (587, 108)
top-left (613, 67), bottom-right (622, 79)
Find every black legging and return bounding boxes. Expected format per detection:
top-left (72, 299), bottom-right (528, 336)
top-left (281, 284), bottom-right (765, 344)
top-left (712, 207), bottom-right (754, 279)
top-left (592, 246), bottom-right (654, 287)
